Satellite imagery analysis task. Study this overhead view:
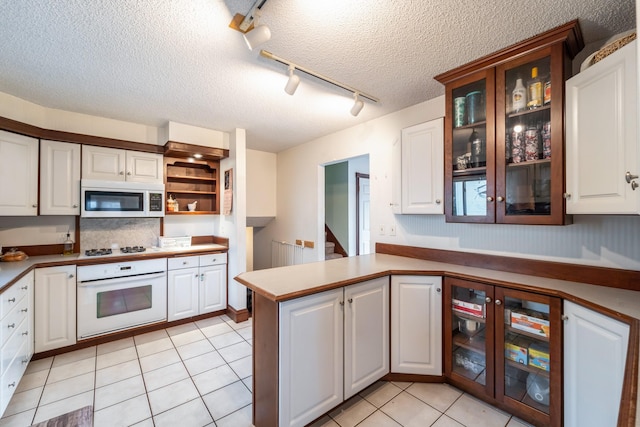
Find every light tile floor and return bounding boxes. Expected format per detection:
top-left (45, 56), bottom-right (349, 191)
top-left (0, 314), bottom-right (533, 427)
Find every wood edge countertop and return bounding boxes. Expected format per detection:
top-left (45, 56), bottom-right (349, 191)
top-left (236, 253), bottom-right (640, 427)
top-left (0, 244), bottom-right (228, 294)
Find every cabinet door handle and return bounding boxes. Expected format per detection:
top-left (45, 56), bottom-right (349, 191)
top-left (7, 382), bottom-right (15, 388)
top-left (21, 308), bottom-right (28, 313)
top-left (21, 359), bottom-right (28, 365)
top-left (495, 299), bottom-right (502, 305)
top-left (200, 274), bottom-right (204, 281)
top-left (32, 204), bottom-right (38, 208)
top-left (486, 196), bottom-right (494, 202)
top-left (435, 199), bottom-right (441, 204)
top-left (497, 196), bottom-right (505, 202)
top-left (7, 298), bottom-right (15, 303)
top-left (485, 297), bottom-right (492, 303)
top-left (632, 181), bottom-right (639, 191)
top-left (22, 331), bottom-right (28, 336)
top-left (7, 323), bottom-right (15, 329)
top-left (562, 314), bottom-right (569, 321)
top-left (73, 204), bottom-right (78, 208)
top-left (21, 286), bottom-right (28, 290)
top-left (119, 171), bottom-right (124, 175)
top-left (127, 171), bottom-right (132, 176)
top-left (339, 301), bottom-right (344, 306)
top-left (69, 274), bottom-right (74, 279)
top-left (563, 193), bottom-right (571, 199)
top-left (625, 171), bottom-right (639, 183)
top-left (348, 298), bottom-right (353, 304)
top-left (436, 288), bottom-right (441, 293)
top-left (183, 261), bottom-right (188, 265)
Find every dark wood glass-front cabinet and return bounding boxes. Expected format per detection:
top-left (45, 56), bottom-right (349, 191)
top-left (444, 277), bottom-right (562, 427)
top-left (435, 20), bottom-right (584, 225)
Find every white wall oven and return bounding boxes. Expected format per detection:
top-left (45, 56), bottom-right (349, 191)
top-left (81, 179), bottom-right (164, 218)
top-left (77, 258), bottom-right (167, 339)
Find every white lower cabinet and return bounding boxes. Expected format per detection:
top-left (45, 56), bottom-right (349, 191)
top-left (34, 266), bottom-right (77, 353)
top-left (564, 300), bottom-right (630, 427)
top-left (168, 253), bottom-right (227, 322)
top-left (391, 275), bottom-right (442, 375)
top-left (0, 271), bottom-right (34, 416)
top-left (279, 277), bottom-right (389, 427)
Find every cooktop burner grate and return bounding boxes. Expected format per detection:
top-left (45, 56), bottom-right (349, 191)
top-left (84, 248), bottom-right (112, 257)
top-left (120, 246), bottom-right (146, 254)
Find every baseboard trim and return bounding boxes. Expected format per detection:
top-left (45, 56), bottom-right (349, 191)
top-left (227, 306), bottom-right (250, 323)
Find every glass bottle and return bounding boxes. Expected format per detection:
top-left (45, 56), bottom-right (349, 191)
top-left (512, 77), bottom-right (526, 113)
top-left (543, 75), bottom-right (551, 105)
top-left (527, 67), bottom-right (543, 109)
top-left (469, 128), bottom-right (484, 168)
top-left (63, 231), bottom-right (74, 255)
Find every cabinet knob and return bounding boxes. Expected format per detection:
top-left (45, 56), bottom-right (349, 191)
top-left (485, 297), bottom-right (492, 303)
top-left (562, 314), bottom-right (569, 321)
top-left (625, 171), bottom-right (639, 183)
top-left (486, 196), bottom-right (494, 202)
top-left (497, 196), bottom-right (505, 202)
top-left (339, 301), bottom-right (344, 306)
top-left (435, 199), bottom-right (441, 204)
top-left (69, 274), bottom-right (74, 279)
top-left (495, 299), bottom-right (502, 305)
top-left (436, 288), bottom-right (441, 293)
top-left (119, 171), bottom-right (124, 175)
top-left (195, 273), bottom-right (199, 278)
top-left (348, 298), bottom-right (353, 304)
top-left (32, 204), bottom-right (38, 208)
top-left (563, 193), bottom-right (571, 199)
top-left (200, 274), bottom-right (204, 281)
top-left (73, 204), bottom-right (78, 208)
top-left (127, 171), bottom-right (132, 176)
top-left (7, 298), bottom-right (15, 303)
top-left (7, 323), bottom-right (15, 329)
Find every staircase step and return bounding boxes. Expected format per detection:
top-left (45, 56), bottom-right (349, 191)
top-left (325, 242), bottom-right (335, 255)
top-left (325, 253), bottom-right (343, 260)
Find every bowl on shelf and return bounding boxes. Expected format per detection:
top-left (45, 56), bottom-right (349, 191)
top-left (187, 201), bottom-right (197, 212)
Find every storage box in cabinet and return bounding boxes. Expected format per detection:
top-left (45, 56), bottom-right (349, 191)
top-left (511, 311), bottom-right (550, 337)
top-left (528, 343), bottom-right (550, 372)
top-left (452, 298), bottom-right (484, 318)
top-left (199, 253), bottom-right (227, 267)
top-left (505, 342), bottom-right (528, 365)
top-left (168, 256), bottom-right (199, 270)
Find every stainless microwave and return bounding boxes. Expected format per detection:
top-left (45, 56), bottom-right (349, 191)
top-left (81, 180), bottom-right (165, 218)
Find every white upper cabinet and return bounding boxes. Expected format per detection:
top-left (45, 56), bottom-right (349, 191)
top-left (565, 40), bottom-right (638, 214)
top-left (40, 140), bottom-right (81, 215)
top-left (82, 145), bottom-right (163, 183)
top-left (393, 118), bottom-right (444, 214)
top-left (0, 131), bottom-right (39, 216)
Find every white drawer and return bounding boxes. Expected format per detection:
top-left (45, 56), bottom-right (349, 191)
top-left (199, 253), bottom-right (227, 267)
top-left (1, 273), bottom-right (31, 320)
top-left (0, 296), bottom-right (28, 349)
top-left (1, 316), bottom-right (28, 377)
top-left (0, 331), bottom-right (29, 415)
top-left (168, 256), bottom-right (200, 270)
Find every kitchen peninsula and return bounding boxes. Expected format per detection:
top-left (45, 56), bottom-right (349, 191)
top-left (235, 246), bottom-right (640, 427)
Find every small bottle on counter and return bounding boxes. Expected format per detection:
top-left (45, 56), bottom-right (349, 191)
top-left (63, 231), bottom-right (74, 256)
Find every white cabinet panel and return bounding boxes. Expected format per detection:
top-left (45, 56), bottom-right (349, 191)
top-left (125, 151), bottom-right (163, 183)
top-left (566, 40), bottom-right (638, 214)
top-left (40, 140), bottom-right (81, 215)
top-left (199, 264), bottom-right (226, 314)
top-left (167, 268), bottom-right (199, 321)
top-left (82, 146), bottom-right (163, 183)
top-left (0, 131), bottom-right (38, 216)
top-left (391, 275), bottom-right (442, 375)
top-left (397, 119), bottom-right (444, 214)
top-left (279, 288), bottom-right (343, 427)
top-left (34, 266), bottom-right (77, 353)
top-left (344, 277), bottom-right (389, 399)
top-left (564, 300), bottom-right (629, 427)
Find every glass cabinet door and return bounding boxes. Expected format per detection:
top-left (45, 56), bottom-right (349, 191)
top-left (496, 46), bottom-right (565, 225)
top-left (445, 70), bottom-right (495, 223)
top-left (495, 288), bottom-right (561, 425)
top-left (445, 278), bottom-right (494, 395)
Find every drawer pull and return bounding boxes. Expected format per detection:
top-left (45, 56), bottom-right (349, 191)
top-left (200, 274), bottom-right (204, 281)
top-left (183, 261), bottom-right (188, 265)
top-left (22, 331), bottom-right (28, 336)
top-left (21, 308), bottom-right (28, 313)
top-left (21, 286), bottom-right (28, 290)
top-left (8, 382), bottom-right (15, 388)
top-left (22, 359), bottom-right (28, 364)
top-left (7, 298), bottom-right (15, 303)
top-left (8, 323), bottom-right (15, 329)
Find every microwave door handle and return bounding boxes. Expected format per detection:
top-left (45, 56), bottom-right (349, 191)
top-left (77, 272), bottom-right (166, 287)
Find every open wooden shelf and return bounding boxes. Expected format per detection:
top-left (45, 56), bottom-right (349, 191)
top-left (165, 156), bottom-right (220, 214)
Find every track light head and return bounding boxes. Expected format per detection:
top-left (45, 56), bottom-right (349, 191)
top-left (350, 93), bottom-right (364, 116)
top-left (284, 65), bottom-right (300, 95)
top-left (243, 24), bottom-right (271, 50)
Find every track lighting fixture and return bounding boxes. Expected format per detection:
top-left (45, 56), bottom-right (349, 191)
top-left (259, 50), bottom-right (379, 115)
top-left (350, 93), bottom-right (364, 116)
top-left (230, 0), bottom-right (270, 50)
top-left (284, 65), bottom-right (300, 95)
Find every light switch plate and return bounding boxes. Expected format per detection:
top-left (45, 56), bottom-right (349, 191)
top-left (378, 225), bottom-right (385, 235)
top-left (389, 224), bottom-right (396, 236)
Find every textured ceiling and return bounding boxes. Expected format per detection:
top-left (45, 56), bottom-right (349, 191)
top-left (0, 0), bottom-right (635, 152)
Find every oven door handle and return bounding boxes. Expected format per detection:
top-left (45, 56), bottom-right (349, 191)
top-left (77, 272), bottom-right (166, 287)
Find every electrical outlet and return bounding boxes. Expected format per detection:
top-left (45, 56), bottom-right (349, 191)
top-left (389, 224), bottom-right (396, 236)
top-left (378, 225), bottom-right (385, 235)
